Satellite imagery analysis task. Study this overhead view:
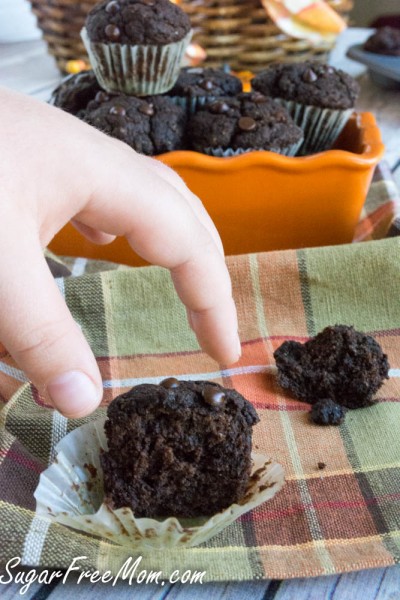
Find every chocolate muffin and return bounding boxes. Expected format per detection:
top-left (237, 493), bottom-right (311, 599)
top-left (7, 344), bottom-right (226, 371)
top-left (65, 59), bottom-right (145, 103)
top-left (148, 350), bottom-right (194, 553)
top-left (101, 378), bottom-right (260, 518)
top-left (85, 0), bottom-right (191, 45)
top-left (166, 67), bottom-right (242, 114)
top-left (50, 70), bottom-right (102, 115)
top-left (252, 62), bottom-right (359, 110)
top-left (274, 325), bottom-right (390, 416)
top-left (187, 92), bottom-right (303, 156)
top-left (251, 62), bottom-right (360, 154)
top-left (364, 27), bottom-right (400, 56)
top-left (80, 94), bottom-right (187, 155)
top-left (82, 0), bottom-right (192, 95)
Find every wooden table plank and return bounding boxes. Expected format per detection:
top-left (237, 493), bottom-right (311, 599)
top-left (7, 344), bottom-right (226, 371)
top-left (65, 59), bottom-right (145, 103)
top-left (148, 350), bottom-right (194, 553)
top-left (375, 566), bottom-right (400, 600)
top-left (275, 567), bottom-right (400, 600)
top-left (34, 578), bottom-right (275, 599)
top-left (165, 580), bottom-right (273, 599)
top-left (0, 580), bottom-right (42, 599)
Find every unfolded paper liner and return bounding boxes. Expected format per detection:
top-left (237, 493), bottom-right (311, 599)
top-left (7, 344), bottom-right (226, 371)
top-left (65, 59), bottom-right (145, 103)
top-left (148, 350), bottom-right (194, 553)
top-left (276, 99), bottom-right (353, 156)
top-left (34, 417), bottom-right (285, 549)
top-left (203, 137), bottom-right (303, 157)
top-left (81, 28), bottom-right (192, 96)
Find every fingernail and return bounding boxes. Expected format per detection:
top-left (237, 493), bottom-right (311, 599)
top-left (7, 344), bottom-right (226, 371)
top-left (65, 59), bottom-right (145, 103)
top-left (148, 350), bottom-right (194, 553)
top-left (47, 370), bottom-right (102, 418)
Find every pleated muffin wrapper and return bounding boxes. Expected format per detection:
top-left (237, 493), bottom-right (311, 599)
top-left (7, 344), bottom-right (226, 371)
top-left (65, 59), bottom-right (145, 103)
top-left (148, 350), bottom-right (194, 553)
top-left (34, 417), bottom-right (285, 549)
top-left (276, 99), bottom-right (353, 156)
top-left (203, 137), bottom-right (303, 158)
top-left (81, 28), bottom-right (192, 96)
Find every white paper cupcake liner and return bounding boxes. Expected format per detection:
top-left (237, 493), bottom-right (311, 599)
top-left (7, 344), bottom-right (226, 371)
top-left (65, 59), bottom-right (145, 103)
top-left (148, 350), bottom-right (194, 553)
top-left (203, 138), bottom-right (303, 157)
top-left (276, 99), bottom-right (353, 156)
top-left (81, 28), bottom-right (192, 96)
top-left (34, 417), bottom-right (284, 549)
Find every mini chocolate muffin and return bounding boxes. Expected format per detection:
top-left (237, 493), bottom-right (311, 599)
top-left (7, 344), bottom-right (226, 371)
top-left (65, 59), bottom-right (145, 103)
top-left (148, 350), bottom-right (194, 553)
top-left (251, 62), bottom-right (359, 110)
top-left (166, 67), bottom-right (242, 114)
top-left (251, 62), bottom-right (360, 154)
top-left (274, 325), bottom-right (390, 412)
top-left (364, 27), bottom-right (400, 56)
top-left (187, 92), bottom-right (303, 156)
top-left (82, 0), bottom-right (192, 95)
top-left (80, 94), bottom-right (187, 155)
top-left (86, 0), bottom-right (191, 45)
top-left (50, 70), bottom-right (102, 115)
top-left (101, 378), bottom-right (260, 518)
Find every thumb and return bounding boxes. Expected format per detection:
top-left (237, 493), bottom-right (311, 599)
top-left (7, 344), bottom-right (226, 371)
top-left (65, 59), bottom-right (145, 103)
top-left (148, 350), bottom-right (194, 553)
top-left (0, 230), bottom-right (102, 418)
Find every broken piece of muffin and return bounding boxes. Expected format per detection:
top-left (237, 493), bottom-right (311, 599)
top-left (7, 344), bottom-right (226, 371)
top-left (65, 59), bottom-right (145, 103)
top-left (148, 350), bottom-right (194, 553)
top-left (101, 378), bottom-right (259, 518)
top-left (274, 325), bottom-right (390, 425)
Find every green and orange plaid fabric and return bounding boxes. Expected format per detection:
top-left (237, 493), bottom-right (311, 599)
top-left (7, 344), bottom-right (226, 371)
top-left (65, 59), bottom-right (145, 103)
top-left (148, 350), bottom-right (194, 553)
top-left (0, 164), bottom-right (399, 582)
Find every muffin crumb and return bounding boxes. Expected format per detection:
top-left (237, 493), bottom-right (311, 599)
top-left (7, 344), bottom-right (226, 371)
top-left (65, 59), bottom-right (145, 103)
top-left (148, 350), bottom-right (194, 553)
top-left (311, 400), bottom-right (347, 426)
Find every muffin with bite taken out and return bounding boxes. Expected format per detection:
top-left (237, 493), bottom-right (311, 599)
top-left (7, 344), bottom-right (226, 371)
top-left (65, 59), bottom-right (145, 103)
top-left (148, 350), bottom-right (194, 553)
top-left (101, 378), bottom-right (260, 517)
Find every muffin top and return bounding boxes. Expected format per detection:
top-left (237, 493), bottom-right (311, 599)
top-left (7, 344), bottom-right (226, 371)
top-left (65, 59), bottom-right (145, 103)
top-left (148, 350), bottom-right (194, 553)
top-left (80, 93), bottom-right (187, 155)
top-left (86, 0), bottom-right (192, 45)
top-left (251, 62), bottom-right (360, 110)
top-left (107, 378), bottom-right (259, 424)
top-left (188, 92), bottom-right (303, 151)
top-left (50, 70), bottom-right (102, 115)
top-left (364, 26), bottom-right (400, 56)
top-left (167, 67), bottom-right (242, 98)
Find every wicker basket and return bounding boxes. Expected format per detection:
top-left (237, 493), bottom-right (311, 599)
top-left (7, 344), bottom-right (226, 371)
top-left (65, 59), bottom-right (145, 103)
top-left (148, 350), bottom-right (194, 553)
top-left (29, 0), bottom-right (353, 73)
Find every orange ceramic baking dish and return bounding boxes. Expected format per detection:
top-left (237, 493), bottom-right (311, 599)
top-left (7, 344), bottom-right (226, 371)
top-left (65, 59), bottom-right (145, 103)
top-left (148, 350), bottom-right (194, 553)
top-left (49, 112), bottom-right (384, 267)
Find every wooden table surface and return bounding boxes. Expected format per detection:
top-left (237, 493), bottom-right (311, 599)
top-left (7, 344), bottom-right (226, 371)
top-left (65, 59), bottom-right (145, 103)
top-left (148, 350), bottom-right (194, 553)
top-left (0, 20), bottom-right (399, 600)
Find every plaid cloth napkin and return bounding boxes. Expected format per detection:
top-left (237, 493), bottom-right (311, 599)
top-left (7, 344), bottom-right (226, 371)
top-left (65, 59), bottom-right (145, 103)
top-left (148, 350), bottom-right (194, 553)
top-left (354, 162), bottom-right (400, 242)
top-left (0, 164), bottom-right (399, 582)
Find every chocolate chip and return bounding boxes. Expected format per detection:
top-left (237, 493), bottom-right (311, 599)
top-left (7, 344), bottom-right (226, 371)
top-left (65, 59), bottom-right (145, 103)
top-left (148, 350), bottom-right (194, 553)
top-left (200, 79), bottom-right (214, 91)
top-left (238, 116), bottom-right (256, 131)
top-left (141, 0), bottom-right (155, 5)
top-left (105, 1), bottom-right (120, 14)
top-left (303, 68), bottom-right (318, 83)
top-left (202, 385), bottom-right (226, 407)
top-left (251, 92), bottom-right (267, 104)
top-left (95, 91), bottom-right (109, 103)
top-left (105, 24), bottom-right (120, 41)
top-left (210, 101), bottom-right (230, 114)
top-left (317, 462), bottom-right (326, 470)
top-left (160, 377), bottom-right (180, 389)
top-left (109, 105), bottom-right (126, 116)
top-left (139, 102), bottom-right (155, 116)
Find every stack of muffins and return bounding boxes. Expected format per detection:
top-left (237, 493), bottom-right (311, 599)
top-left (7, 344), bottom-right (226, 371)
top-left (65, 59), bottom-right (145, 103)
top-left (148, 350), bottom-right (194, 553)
top-left (51, 0), bottom-right (360, 157)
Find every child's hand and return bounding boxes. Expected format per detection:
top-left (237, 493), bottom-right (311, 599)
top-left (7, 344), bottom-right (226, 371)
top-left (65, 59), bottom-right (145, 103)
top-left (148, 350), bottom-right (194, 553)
top-left (0, 88), bottom-right (240, 418)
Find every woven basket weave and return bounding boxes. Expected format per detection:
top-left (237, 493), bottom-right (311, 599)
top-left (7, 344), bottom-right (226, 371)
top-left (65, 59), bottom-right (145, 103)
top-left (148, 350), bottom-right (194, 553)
top-left (29, 0), bottom-right (353, 73)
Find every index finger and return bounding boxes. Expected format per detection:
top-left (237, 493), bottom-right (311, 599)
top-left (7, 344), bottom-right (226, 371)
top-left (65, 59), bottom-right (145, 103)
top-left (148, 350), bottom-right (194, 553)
top-left (76, 139), bottom-right (241, 365)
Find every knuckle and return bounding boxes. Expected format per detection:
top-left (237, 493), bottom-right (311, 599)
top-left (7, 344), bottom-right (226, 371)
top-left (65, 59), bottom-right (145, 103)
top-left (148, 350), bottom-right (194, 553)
top-left (13, 318), bottom-right (74, 364)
